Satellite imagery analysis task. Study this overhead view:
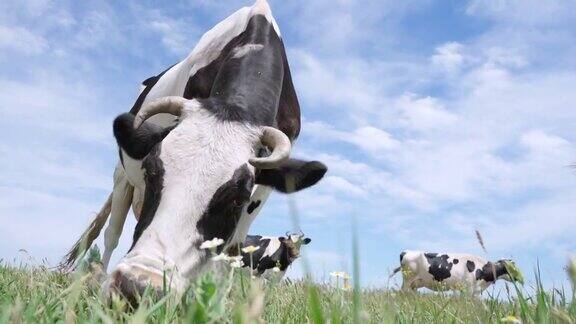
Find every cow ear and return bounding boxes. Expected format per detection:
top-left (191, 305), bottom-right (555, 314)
top-left (302, 238), bottom-right (311, 245)
top-left (113, 113), bottom-right (175, 160)
top-left (255, 159), bottom-right (327, 193)
top-left (278, 237), bottom-right (286, 242)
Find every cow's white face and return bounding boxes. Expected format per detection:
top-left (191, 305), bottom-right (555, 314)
top-left (104, 98), bottom-right (294, 301)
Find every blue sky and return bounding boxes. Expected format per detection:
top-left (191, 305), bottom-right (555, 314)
top-left (1, 0), bottom-right (575, 291)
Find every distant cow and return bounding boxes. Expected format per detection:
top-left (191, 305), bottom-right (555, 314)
top-left (240, 232), bottom-right (311, 278)
top-left (391, 250), bottom-right (523, 294)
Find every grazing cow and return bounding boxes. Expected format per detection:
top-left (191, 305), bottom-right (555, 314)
top-left (240, 232), bottom-right (311, 278)
top-left (391, 250), bottom-right (523, 294)
top-left (62, 0), bottom-right (327, 302)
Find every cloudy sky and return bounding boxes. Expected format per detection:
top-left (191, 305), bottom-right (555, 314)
top-left (1, 0), bottom-right (575, 291)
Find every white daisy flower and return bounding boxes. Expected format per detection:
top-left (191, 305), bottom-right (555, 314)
top-left (211, 253), bottom-right (229, 262)
top-left (230, 259), bottom-right (244, 268)
top-left (228, 255), bottom-right (243, 262)
top-left (200, 238), bottom-right (224, 250)
top-left (242, 245), bottom-right (260, 254)
top-left (500, 315), bottom-right (521, 324)
top-left (330, 271), bottom-right (349, 278)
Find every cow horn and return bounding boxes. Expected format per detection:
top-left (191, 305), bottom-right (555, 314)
top-left (133, 96), bottom-right (188, 128)
top-left (249, 127), bottom-right (291, 169)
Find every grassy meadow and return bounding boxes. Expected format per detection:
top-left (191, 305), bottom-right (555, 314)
top-left (0, 258), bottom-right (575, 323)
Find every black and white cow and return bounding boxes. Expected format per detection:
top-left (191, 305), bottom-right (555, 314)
top-left (62, 0), bottom-right (327, 302)
top-left (391, 250), bottom-right (523, 294)
top-left (240, 233), bottom-right (311, 278)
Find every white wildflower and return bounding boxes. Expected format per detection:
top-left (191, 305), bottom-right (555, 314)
top-left (229, 256), bottom-right (243, 262)
top-left (200, 238), bottom-right (224, 250)
top-left (242, 245), bottom-right (260, 254)
top-left (272, 267), bottom-right (281, 273)
top-left (230, 259), bottom-right (244, 268)
top-left (330, 271), bottom-right (350, 279)
top-left (500, 315), bottom-right (521, 323)
top-left (211, 253), bottom-right (229, 262)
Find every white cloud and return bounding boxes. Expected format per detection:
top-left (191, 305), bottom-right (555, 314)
top-left (396, 93), bottom-right (458, 131)
top-left (303, 120), bottom-right (399, 155)
top-left (520, 130), bottom-right (571, 152)
top-left (295, 14), bottom-right (576, 260)
top-left (0, 25), bottom-right (47, 55)
top-left (348, 126), bottom-right (401, 153)
top-left (0, 76), bottom-right (113, 145)
top-left (73, 10), bottom-right (121, 50)
top-left (0, 187), bottom-right (103, 262)
top-left (148, 19), bottom-right (198, 56)
top-left (322, 176), bottom-right (366, 196)
top-left (431, 42), bottom-right (465, 73)
top-left (466, 0), bottom-right (576, 25)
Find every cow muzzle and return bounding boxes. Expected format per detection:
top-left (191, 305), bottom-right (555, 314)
top-left (102, 266), bottom-right (166, 307)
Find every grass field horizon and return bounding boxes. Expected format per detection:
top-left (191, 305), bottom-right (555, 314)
top-left (1, 247), bottom-right (574, 323)
top-left (0, 265), bottom-right (574, 323)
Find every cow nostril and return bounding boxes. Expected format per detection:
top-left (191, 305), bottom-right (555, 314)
top-left (108, 269), bottom-right (164, 307)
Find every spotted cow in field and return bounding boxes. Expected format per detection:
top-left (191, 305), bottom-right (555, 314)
top-left (240, 233), bottom-right (311, 278)
top-left (391, 250), bottom-right (523, 294)
top-left (61, 0), bottom-right (328, 303)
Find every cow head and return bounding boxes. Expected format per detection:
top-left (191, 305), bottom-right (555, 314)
top-left (281, 231), bottom-right (311, 263)
top-left (104, 98), bottom-right (326, 302)
top-left (495, 259), bottom-right (524, 284)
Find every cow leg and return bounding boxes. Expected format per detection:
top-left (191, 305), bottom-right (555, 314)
top-left (401, 280), bottom-right (412, 291)
top-left (131, 186), bottom-right (144, 221)
top-left (227, 185), bottom-right (272, 251)
top-left (401, 276), bottom-right (418, 292)
top-left (101, 167), bottom-right (134, 270)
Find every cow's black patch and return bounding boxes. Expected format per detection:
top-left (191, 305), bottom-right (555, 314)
top-left (179, 15), bottom-right (283, 130)
top-left (113, 113), bottom-right (175, 160)
top-left (453, 258), bottom-right (459, 264)
top-left (256, 159), bottom-right (327, 193)
top-left (180, 15), bottom-right (301, 141)
top-left (130, 145), bottom-right (164, 249)
top-left (400, 251), bottom-right (407, 263)
top-left (129, 65), bottom-right (175, 115)
top-left (118, 147), bottom-right (125, 168)
top-left (275, 39), bottom-right (300, 140)
top-left (243, 235), bottom-right (263, 247)
top-left (475, 269), bottom-right (484, 281)
top-left (243, 236), bottom-right (270, 266)
top-left (466, 260), bottom-right (476, 272)
top-left (247, 200), bottom-right (262, 214)
top-left (426, 253), bottom-right (453, 282)
top-left (242, 236), bottom-right (271, 270)
top-left (256, 241), bottom-right (288, 273)
top-left (196, 165), bottom-right (255, 243)
top-left (475, 261), bottom-right (508, 282)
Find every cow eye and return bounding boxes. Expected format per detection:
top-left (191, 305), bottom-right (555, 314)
top-left (232, 198), bottom-right (244, 207)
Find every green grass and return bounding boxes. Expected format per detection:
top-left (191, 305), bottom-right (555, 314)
top-left (0, 261), bottom-right (574, 323)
